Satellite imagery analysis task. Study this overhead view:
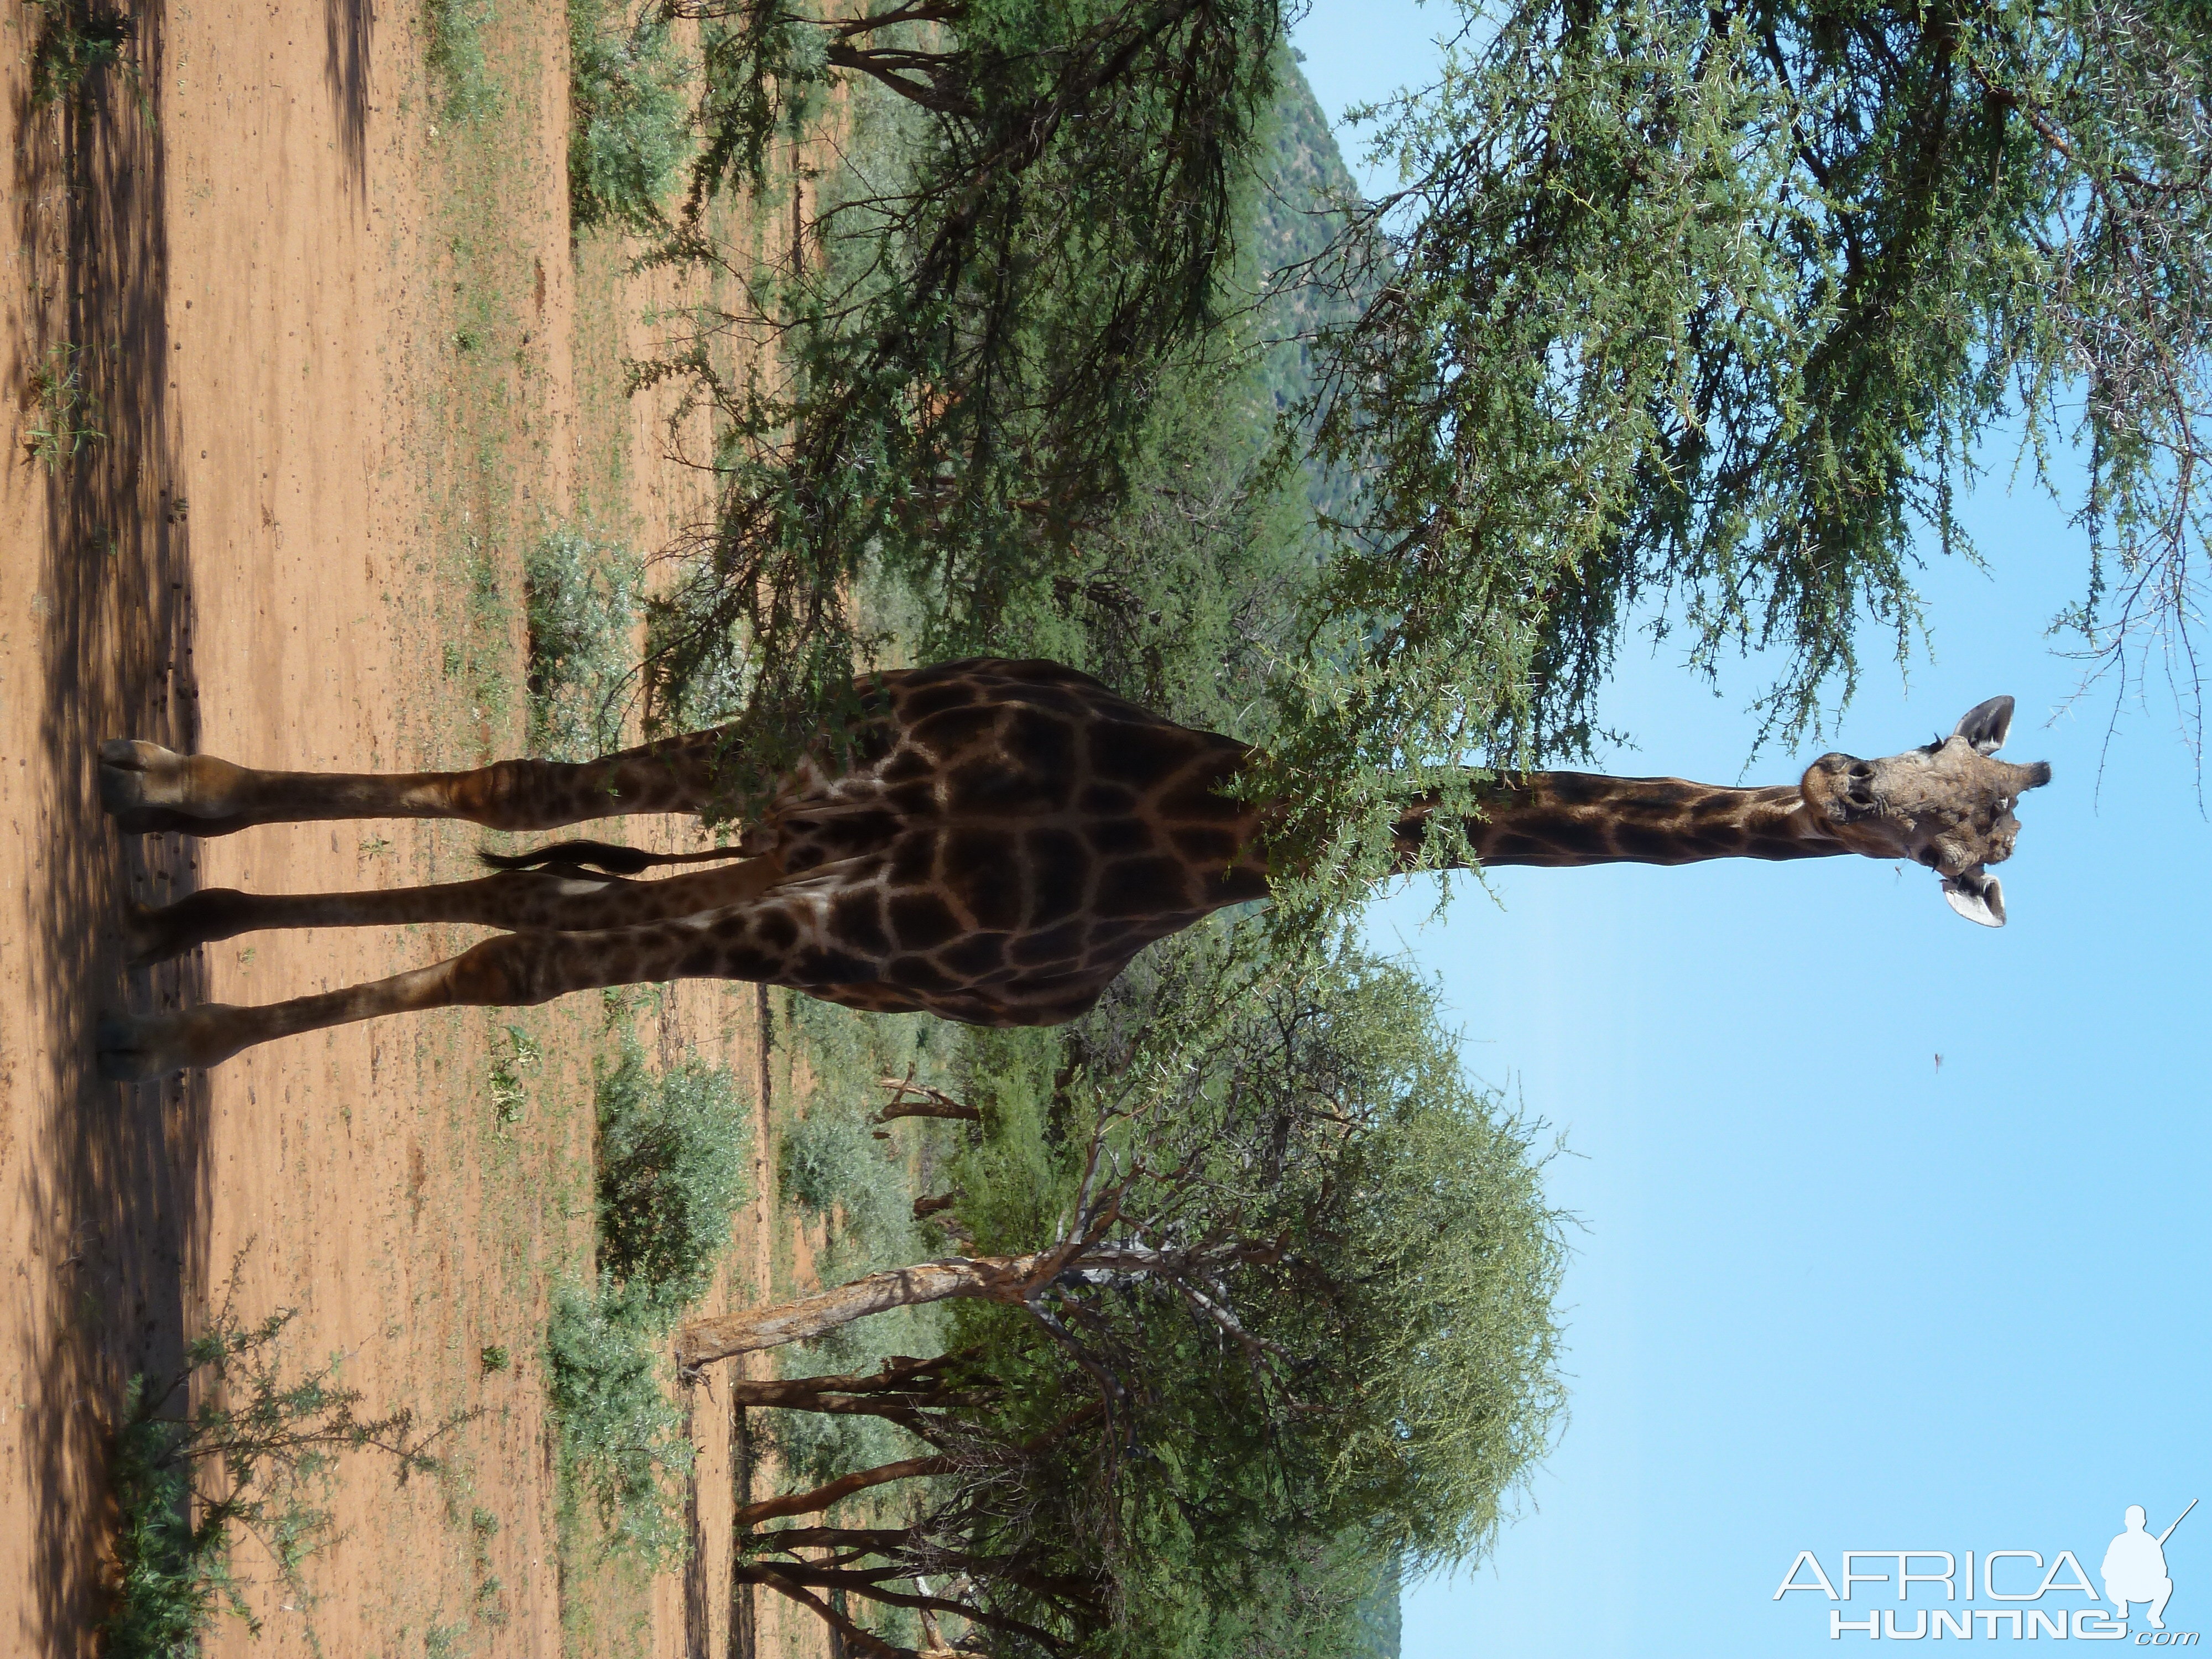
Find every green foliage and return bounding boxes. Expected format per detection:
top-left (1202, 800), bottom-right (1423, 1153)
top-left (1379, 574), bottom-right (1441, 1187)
top-left (521, 524), bottom-right (643, 760)
top-left (568, 0), bottom-right (696, 231)
top-left (962, 348), bottom-right (1317, 734)
top-left (736, 928), bottom-right (1556, 1656)
top-left (594, 1031), bottom-right (752, 1307)
top-left (424, 0), bottom-right (499, 121)
top-left (106, 1379), bottom-right (221, 1659)
top-left (780, 997), bottom-right (945, 1265)
top-left (545, 1279), bottom-right (695, 1567)
top-left (1047, 925), bottom-right (1569, 1575)
top-left (103, 1295), bottom-right (448, 1658)
top-left (1248, 56), bottom-right (1369, 529)
top-left (1350, 1553), bottom-right (1402, 1659)
top-left (26, 0), bottom-right (135, 110)
top-left (24, 341), bottom-right (105, 472)
top-left (546, 1025), bottom-right (750, 1564)
top-left (487, 1021), bottom-right (540, 1128)
top-left (1281, 0), bottom-right (2212, 837)
top-left (634, 0), bottom-right (1290, 807)
top-left (777, 1100), bottom-right (899, 1244)
top-left (938, 1025), bottom-right (1064, 1253)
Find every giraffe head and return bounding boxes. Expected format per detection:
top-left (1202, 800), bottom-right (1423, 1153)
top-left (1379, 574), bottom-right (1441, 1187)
top-left (1797, 696), bottom-right (2052, 928)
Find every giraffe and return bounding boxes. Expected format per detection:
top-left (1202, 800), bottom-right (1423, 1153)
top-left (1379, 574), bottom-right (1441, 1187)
top-left (93, 657), bottom-right (2052, 1080)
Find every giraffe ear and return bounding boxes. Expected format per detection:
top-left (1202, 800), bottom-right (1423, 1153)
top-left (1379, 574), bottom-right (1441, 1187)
top-left (1941, 867), bottom-right (2007, 927)
top-left (1952, 696), bottom-right (2015, 755)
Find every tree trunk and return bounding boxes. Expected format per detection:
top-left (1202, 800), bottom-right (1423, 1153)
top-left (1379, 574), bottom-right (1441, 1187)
top-left (745, 1569), bottom-right (910, 1659)
top-left (735, 1454), bottom-right (956, 1528)
top-left (676, 1252), bottom-right (1053, 1368)
top-left (679, 1239), bottom-right (1282, 1369)
top-left (723, 1377), bottom-right (993, 1417)
top-left (744, 1560), bottom-right (1073, 1650)
top-left (872, 1078), bottom-right (982, 1124)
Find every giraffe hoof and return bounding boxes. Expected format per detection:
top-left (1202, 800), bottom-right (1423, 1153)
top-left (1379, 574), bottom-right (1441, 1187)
top-left (98, 740), bottom-right (250, 833)
top-left (98, 740), bottom-right (185, 831)
top-left (123, 901), bottom-right (184, 968)
top-left (95, 1013), bottom-right (180, 1082)
top-left (96, 1007), bottom-right (245, 1078)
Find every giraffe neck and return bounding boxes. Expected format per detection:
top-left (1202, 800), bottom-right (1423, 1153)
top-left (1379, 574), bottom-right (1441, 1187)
top-left (1387, 770), bottom-right (1845, 869)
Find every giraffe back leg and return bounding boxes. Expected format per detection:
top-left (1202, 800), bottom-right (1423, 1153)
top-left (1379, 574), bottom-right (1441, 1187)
top-left (95, 885), bottom-right (896, 1079)
top-left (122, 855), bottom-right (791, 966)
top-left (97, 726), bottom-right (748, 836)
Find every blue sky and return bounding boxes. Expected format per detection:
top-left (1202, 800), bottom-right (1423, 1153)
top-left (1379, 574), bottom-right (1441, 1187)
top-left (1291, 5), bottom-right (2212, 1654)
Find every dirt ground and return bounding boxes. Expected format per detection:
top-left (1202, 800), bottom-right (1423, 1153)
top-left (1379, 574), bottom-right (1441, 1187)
top-left (2, 4), bottom-right (823, 1653)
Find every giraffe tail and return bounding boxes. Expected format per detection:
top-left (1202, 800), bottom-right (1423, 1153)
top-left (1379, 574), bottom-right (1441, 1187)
top-left (477, 839), bottom-right (750, 878)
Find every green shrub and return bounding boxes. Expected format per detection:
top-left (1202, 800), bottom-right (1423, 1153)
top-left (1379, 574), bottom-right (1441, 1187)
top-left (24, 341), bottom-right (104, 471)
top-left (780, 998), bottom-right (959, 1267)
top-left (487, 1022), bottom-right (541, 1128)
top-left (776, 1100), bottom-right (881, 1217)
top-left (103, 1300), bottom-right (447, 1658)
top-left (26, 0), bottom-right (134, 110)
top-left (545, 1031), bottom-right (749, 1568)
top-left (105, 1384), bottom-right (222, 1659)
top-left (568, 0), bottom-right (695, 231)
top-left (545, 1279), bottom-right (693, 1566)
top-left (596, 1034), bottom-right (751, 1307)
top-left (521, 525), bottom-right (643, 760)
top-left (425, 0), bottom-right (499, 121)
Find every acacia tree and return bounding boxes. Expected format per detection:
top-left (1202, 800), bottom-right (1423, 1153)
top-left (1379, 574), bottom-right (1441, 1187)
top-left (681, 929), bottom-right (1568, 1656)
top-left (632, 0), bottom-right (1291, 799)
top-left (1260, 0), bottom-right (2212, 895)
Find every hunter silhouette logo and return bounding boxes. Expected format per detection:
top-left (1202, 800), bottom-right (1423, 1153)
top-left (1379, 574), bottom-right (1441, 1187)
top-left (1776, 1499), bottom-right (2201, 1642)
top-left (2107, 1502), bottom-right (2195, 1631)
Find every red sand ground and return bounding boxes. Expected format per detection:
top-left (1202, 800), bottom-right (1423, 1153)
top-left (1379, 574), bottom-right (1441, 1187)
top-left (2, 4), bottom-right (824, 1652)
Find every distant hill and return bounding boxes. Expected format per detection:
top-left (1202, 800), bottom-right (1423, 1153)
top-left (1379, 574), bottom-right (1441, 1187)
top-left (1354, 1556), bottom-right (1405, 1659)
top-left (1248, 54), bottom-right (1368, 528)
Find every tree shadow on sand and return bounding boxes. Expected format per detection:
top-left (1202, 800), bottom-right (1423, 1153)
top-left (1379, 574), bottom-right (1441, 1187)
top-left (14, 9), bottom-right (210, 1648)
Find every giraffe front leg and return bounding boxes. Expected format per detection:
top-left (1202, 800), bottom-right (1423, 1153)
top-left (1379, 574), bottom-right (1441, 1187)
top-left (117, 881), bottom-right (525, 967)
top-left (95, 920), bottom-right (711, 1081)
top-left (98, 726), bottom-right (745, 838)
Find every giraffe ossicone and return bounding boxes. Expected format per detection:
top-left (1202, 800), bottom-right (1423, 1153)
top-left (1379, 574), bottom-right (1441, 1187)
top-left (92, 659), bottom-right (2051, 1081)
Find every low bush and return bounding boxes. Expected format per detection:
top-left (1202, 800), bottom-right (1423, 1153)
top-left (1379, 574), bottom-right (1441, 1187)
top-left (25, 0), bottom-right (135, 111)
top-left (547, 1028), bottom-right (751, 1565)
top-left (568, 0), bottom-right (694, 232)
top-left (775, 1100), bottom-right (905, 1253)
top-left (103, 1294), bottom-right (449, 1658)
top-left (24, 341), bottom-right (104, 471)
top-left (596, 1033), bottom-right (751, 1307)
top-left (425, 0), bottom-right (499, 121)
top-left (521, 525), bottom-right (643, 760)
top-left (545, 1279), bottom-right (694, 1567)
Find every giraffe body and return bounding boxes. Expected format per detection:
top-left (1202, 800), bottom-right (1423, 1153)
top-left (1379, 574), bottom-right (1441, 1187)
top-left (93, 660), bottom-right (2049, 1079)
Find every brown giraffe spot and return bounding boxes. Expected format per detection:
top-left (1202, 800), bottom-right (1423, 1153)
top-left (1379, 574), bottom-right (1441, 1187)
top-left (1009, 920), bottom-right (1087, 968)
top-left (937, 933), bottom-right (1011, 978)
top-left (886, 954), bottom-right (956, 993)
top-left (1022, 831), bottom-right (1089, 924)
top-left (831, 890), bottom-right (893, 956)
top-left (1083, 817), bottom-right (1152, 857)
top-left (1087, 721), bottom-right (1191, 784)
top-left (1096, 857), bottom-right (1191, 919)
top-left (888, 892), bottom-right (963, 952)
top-left (899, 678), bottom-right (980, 719)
